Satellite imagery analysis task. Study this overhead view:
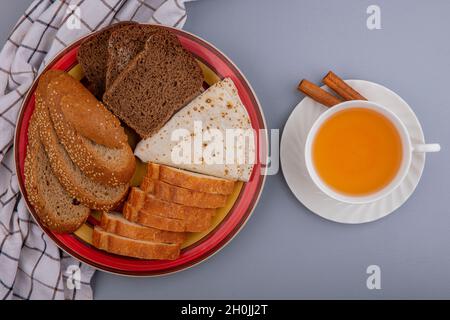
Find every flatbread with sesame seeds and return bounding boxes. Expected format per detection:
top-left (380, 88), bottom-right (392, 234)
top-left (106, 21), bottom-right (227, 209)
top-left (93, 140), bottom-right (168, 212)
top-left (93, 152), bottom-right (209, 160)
top-left (134, 78), bottom-right (255, 181)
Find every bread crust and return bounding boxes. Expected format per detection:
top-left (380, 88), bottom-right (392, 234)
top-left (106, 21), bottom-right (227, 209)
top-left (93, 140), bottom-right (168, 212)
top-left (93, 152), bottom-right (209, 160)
top-left (24, 110), bottom-right (90, 233)
top-left (100, 212), bottom-right (185, 244)
top-left (123, 187), bottom-right (214, 232)
top-left (123, 203), bottom-right (212, 232)
top-left (146, 163), bottom-right (235, 195)
top-left (36, 85), bottom-right (129, 211)
top-left (43, 71), bottom-right (136, 186)
top-left (140, 177), bottom-right (227, 209)
top-left (60, 94), bottom-right (127, 149)
top-left (128, 187), bottom-right (215, 220)
top-left (92, 226), bottom-right (180, 260)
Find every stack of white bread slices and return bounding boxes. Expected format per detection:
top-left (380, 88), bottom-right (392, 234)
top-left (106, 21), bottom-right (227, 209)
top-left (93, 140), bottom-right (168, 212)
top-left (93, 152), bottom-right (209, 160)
top-left (92, 162), bottom-right (236, 260)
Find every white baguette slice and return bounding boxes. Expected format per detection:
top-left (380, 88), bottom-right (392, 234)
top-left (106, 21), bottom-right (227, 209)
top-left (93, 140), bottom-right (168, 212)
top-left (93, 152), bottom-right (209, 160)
top-left (127, 187), bottom-right (215, 221)
top-left (123, 201), bottom-right (213, 233)
top-left (145, 163), bottom-right (235, 195)
top-left (140, 177), bottom-right (227, 209)
top-left (100, 212), bottom-right (185, 244)
top-left (92, 226), bottom-right (180, 260)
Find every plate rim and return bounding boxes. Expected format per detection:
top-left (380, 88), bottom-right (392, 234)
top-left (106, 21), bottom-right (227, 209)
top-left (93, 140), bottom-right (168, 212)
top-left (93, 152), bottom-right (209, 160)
top-left (14, 24), bottom-right (268, 276)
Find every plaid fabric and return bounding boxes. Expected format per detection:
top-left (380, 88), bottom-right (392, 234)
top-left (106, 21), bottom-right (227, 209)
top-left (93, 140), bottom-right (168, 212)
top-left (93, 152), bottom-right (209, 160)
top-left (0, 0), bottom-right (195, 300)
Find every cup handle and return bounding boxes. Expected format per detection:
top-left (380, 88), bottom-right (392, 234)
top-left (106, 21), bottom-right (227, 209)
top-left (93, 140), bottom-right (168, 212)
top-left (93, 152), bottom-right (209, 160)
top-left (412, 143), bottom-right (441, 153)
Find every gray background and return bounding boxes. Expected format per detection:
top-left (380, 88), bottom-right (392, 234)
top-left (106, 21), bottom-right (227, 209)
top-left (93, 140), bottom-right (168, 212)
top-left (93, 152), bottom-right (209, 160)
top-left (2, 0), bottom-right (449, 299)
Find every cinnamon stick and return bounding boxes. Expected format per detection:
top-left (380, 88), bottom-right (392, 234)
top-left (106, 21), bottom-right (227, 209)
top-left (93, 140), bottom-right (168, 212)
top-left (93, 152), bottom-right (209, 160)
top-left (323, 71), bottom-right (366, 101)
top-left (298, 79), bottom-right (343, 107)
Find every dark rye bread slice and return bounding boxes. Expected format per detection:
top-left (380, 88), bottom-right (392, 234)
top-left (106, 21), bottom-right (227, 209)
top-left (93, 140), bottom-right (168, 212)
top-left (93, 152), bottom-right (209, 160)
top-left (103, 31), bottom-right (204, 139)
top-left (44, 71), bottom-right (136, 187)
top-left (35, 74), bottom-right (129, 211)
top-left (77, 21), bottom-right (135, 97)
top-left (105, 24), bottom-right (161, 89)
top-left (24, 111), bottom-right (90, 233)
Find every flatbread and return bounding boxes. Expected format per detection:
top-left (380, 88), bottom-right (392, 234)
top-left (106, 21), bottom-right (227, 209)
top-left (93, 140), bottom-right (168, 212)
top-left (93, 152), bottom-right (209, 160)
top-left (134, 78), bottom-right (255, 181)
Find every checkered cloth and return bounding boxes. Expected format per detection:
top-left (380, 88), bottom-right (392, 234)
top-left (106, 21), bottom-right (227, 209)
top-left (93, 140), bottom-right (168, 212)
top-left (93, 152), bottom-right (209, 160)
top-left (0, 0), bottom-right (195, 300)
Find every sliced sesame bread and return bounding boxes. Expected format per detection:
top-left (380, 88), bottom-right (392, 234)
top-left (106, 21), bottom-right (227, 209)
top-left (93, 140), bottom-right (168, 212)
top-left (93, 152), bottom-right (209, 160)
top-left (36, 78), bottom-right (129, 211)
top-left (105, 24), bottom-right (161, 89)
top-left (92, 226), bottom-right (180, 260)
top-left (123, 202), bottom-right (212, 232)
top-left (43, 71), bottom-right (135, 186)
top-left (140, 177), bottom-right (228, 209)
top-left (145, 163), bottom-right (235, 195)
top-left (60, 93), bottom-right (128, 149)
top-left (100, 212), bottom-right (185, 244)
top-left (127, 187), bottom-right (215, 221)
top-left (77, 22), bottom-right (135, 97)
top-left (103, 30), bottom-right (203, 138)
top-left (24, 111), bottom-right (90, 233)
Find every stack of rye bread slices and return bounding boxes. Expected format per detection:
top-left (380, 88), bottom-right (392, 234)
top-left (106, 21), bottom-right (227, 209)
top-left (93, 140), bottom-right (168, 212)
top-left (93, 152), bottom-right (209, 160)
top-left (78, 23), bottom-right (204, 139)
top-left (24, 70), bottom-right (135, 233)
top-left (92, 163), bottom-right (236, 260)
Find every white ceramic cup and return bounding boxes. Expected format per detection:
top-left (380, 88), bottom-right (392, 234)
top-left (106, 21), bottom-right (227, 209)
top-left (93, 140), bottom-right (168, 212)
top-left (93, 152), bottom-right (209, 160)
top-left (305, 100), bottom-right (440, 204)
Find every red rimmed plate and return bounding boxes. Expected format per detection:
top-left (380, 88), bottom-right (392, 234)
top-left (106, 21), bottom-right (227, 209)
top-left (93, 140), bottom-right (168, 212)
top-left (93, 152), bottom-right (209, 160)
top-left (14, 25), bottom-right (267, 276)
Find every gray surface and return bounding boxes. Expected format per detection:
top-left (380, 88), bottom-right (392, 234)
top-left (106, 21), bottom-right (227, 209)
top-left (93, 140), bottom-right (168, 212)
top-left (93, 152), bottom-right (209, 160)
top-left (0, 0), bottom-right (32, 45)
top-left (3, 0), bottom-right (450, 299)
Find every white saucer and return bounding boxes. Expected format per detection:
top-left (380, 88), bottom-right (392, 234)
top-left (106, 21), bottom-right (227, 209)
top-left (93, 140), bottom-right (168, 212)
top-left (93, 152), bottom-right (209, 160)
top-left (280, 80), bottom-right (426, 224)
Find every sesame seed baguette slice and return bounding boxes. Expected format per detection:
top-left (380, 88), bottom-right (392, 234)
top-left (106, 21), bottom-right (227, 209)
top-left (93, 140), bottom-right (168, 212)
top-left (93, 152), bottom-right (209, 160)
top-left (45, 71), bottom-right (135, 186)
top-left (100, 212), bottom-right (186, 245)
top-left (140, 177), bottom-right (228, 209)
top-left (24, 111), bottom-right (90, 233)
top-left (36, 71), bottom-right (129, 209)
top-left (36, 94), bottom-right (129, 211)
top-left (92, 226), bottom-right (180, 260)
top-left (145, 163), bottom-right (236, 195)
top-left (123, 202), bottom-right (212, 232)
top-left (127, 187), bottom-right (215, 221)
top-left (60, 93), bottom-right (128, 149)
